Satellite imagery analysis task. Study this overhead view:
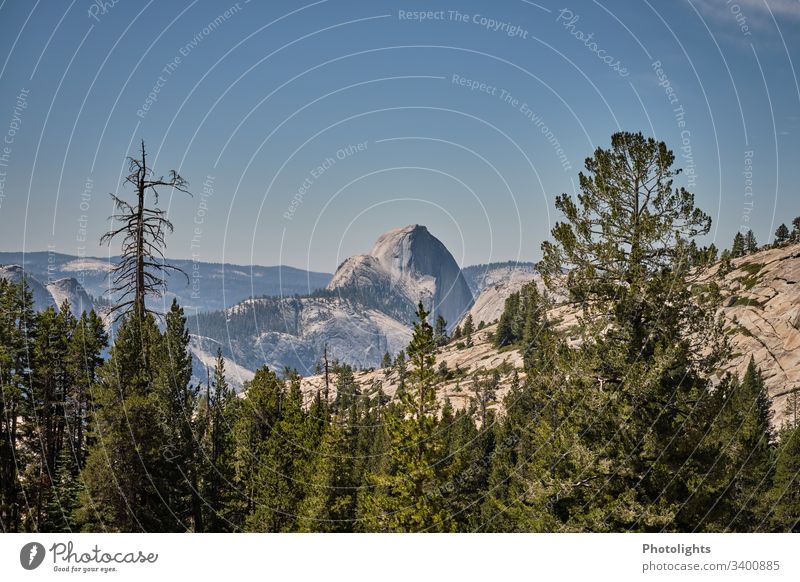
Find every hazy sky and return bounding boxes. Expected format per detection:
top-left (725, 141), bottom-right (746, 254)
top-left (0, 0), bottom-right (798, 272)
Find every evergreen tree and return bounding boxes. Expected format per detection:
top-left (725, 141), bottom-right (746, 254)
top-left (41, 445), bottom-right (82, 532)
top-left (0, 279), bottom-right (36, 531)
top-left (792, 216), bottom-right (800, 242)
top-left (66, 310), bottom-right (107, 468)
top-left (361, 302), bottom-right (453, 531)
top-left (227, 367), bottom-right (283, 529)
top-left (775, 223), bottom-right (790, 246)
top-left (393, 350), bottom-right (407, 395)
top-left (718, 249), bottom-right (733, 276)
top-left (333, 363), bottom-right (359, 412)
top-left (202, 349), bottom-right (236, 531)
top-left (732, 232), bottom-right (746, 257)
top-left (709, 359), bottom-right (773, 531)
top-left (252, 377), bottom-right (307, 532)
top-left (765, 423), bottom-right (800, 532)
top-left (154, 299), bottom-right (201, 530)
top-left (297, 407), bottom-right (361, 532)
top-left (434, 314), bottom-right (449, 346)
top-left (78, 312), bottom-right (170, 531)
top-left (744, 229), bottom-right (758, 254)
top-left (538, 131), bottom-right (726, 531)
top-left (494, 292), bottom-right (519, 348)
top-left (462, 314), bottom-right (474, 348)
top-left (520, 284), bottom-right (553, 372)
top-left (471, 370), bottom-right (499, 427)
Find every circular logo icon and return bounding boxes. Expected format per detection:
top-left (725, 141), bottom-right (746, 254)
top-left (20, 542), bottom-right (46, 570)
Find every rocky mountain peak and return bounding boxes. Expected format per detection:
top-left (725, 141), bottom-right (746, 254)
top-left (327, 225), bottom-right (473, 329)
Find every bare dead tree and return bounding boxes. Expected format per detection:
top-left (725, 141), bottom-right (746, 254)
top-left (101, 140), bottom-right (191, 320)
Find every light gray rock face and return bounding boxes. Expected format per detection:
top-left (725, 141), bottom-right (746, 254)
top-left (0, 265), bottom-right (57, 310)
top-left (327, 225), bottom-right (474, 330)
top-left (192, 295), bottom-right (412, 389)
top-left (191, 225), bottom-right (473, 388)
top-left (705, 243), bottom-right (800, 426)
top-left (463, 274), bottom-right (541, 327)
top-left (0, 266), bottom-right (97, 315)
top-left (461, 261), bottom-right (538, 295)
top-left (47, 277), bottom-right (95, 314)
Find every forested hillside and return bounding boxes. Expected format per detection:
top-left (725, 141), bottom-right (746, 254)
top-left (2, 133), bottom-right (799, 533)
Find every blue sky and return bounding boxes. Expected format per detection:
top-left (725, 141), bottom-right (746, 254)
top-left (0, 0), bottom-right (798, 272)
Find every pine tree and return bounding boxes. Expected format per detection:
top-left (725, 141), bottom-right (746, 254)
top-left (227, 366), bottom-right (283, 529)
top-left (440, 404), bottom-right (492, 530)
top-left (462, 314), bottom-right (474, 348)
top-left (333, 363), bottom-right (359, 412)
top-left (361, 302), bottom-right (453, 532)
top-left (792, 217), bottom-right (800, 242)
top-left (494, 292), bottom-right (519, 347)
top-left (775, 224), bottom-right (790, 246)
top-left (202, 349), bottom-right (236, 531)
top-left (250, 375), bottom-right (311, 531)
top-left (76, 312), bottom-right (167, 531)
top-left (434, 314), bottom-right (449, 346)
top-left (538, 131), bottom-right (727, 531)
top-left (471, 370), bottom-right (499, 427)
top-left (732, 232), bottom-right (746, 257)
top-left (480, 370), bottom-right (534, 531)
top-left (41, 445), bottom-right (82, 532)
top-left (26, 303), bottom-right (76, 530)
top-left (744, 229), bottom-right (758, 254)
top-left (716, 360), bottom-right (773, 531)
top-left (0, 279), bottom-right (36, 531)
top-left (66, 310), bottom-right (107, 468)
top-left (76, 142), bottom-right (194, 532)
top-left (393, 350), bottom-right (407, 395)
top-left (296, 412), bottom-right (359, 532)
top-left (718, 249), bottom-right (733, 276)
top-left (100, 140), bottom-right (191, 320)
top-left (154, 299), bottom-right (200, 530)
top-left (765, 424), bottom-right (800, 531)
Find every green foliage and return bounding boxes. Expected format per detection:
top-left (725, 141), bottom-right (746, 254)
top-left (744, 229), bottom-right (758, 254)
top-left (434, 314), bottom-right (449, 346)
top-left (8, 132), bottom-right (793, 534)
top-left (360, 303), bottom-right (454, 532)
top-left (775, 223), bottom-right (790, 245)
top-left (732, 232), bottom-right (746, 257)
top-left (200, 349), bottom-right (237, 531)
top-left (462, 314), bottom-right (474, 348)
top-left (733, 296), bottom-right (764, 308)
top-left (766, 424), bottom-right (800, 531)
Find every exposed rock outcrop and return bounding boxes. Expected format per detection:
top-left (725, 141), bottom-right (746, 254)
top-left (0, 264), bottom-right (58, 310)
top-left (47, 277), bottom-right (95, 314)
top-left (327, 225), bottom-right (474, 330)
top-left (706, 244), bottom-right (800, 425)
top-left (300, 242), bottom-right (800, 427)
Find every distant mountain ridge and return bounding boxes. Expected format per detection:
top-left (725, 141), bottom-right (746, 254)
top-left (190, 225), bottom-right (477, 385)
top-left (1, 241), bottom-right (543, 391)
top-left (0, 251), bottom-right (333, 313)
